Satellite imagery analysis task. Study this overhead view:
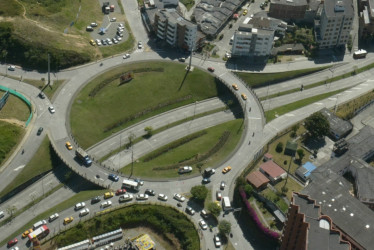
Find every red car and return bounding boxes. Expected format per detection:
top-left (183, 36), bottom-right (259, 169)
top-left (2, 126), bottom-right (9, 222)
top-left (208, 67), bottom-right (215, 72)
top-left (7, 238), bottom-right (18, 247)
top-left (116, 189), bottom-right (126, 195)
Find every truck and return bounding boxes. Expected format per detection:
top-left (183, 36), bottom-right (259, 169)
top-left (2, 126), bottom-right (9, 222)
top-left (75, 147), bottom-right (92, 166)
top-left (222, 196), bottom-right (232, 211)
top-left (28, 225), bottom-right (49, 241)
top-left (122, 179), bottom-right (140, 191)
top-left (353, 49), bottom-right (367, 59)
top-left (178, 166), bottom-right (192, 174)
top-left (203, 167), bottom-right (216, 177)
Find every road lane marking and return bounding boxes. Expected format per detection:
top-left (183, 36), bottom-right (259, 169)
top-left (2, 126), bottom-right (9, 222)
top-left (315, 103), bottom-right (323, 105)
top-left (14, 165), bottom-right (25, 171)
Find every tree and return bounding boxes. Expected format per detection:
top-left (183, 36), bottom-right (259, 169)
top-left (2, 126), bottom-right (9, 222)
top-left (218, 220), bottom-right (232, 235)
top-left (244, 184), bottom-right (253, 196)
top-left (276, 142), bottom-right (283, 153)
top-left (144, 126), bottom-right (153, 137)
top-left (207, 202), bottom-right (221, 217)
top-left (305, 112), bottom-right (330, 138)
top-left (297, 149), bottom-right (305, 163)
top-left (190, 185), bottom-right (208, 202)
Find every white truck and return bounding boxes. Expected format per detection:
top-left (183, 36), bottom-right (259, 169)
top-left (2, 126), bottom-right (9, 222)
top-left (178, 166), bottom-right (192, 173)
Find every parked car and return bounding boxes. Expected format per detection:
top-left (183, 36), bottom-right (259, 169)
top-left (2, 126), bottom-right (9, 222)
top-left (145, 189), bottom-right (155, 196)
top-left (220, 181), bottom-right (226, 190)
top-left (119, 194), bottom-right (133, 202)
top-left (37, 127), bottom-right (43, 136)
top-left (200, 209), bottom-right (208, 219)
top-left (214, 234), bottom-right (221, 247)
top-left (178, 166), bottom-right (192, 174)
top-left (110, 17), bottom-right (117, 22)
top-left (208, 67), bottom-right (215, 72)
top-left (222, 166), bottom-right (232, 173)
top-left (91, 196), bottom-right (101, 204)
top-left (123, 53), bottom-right (130, 59)
top-left (48, 213), bottom-right (59, 222)
top-left (102, 39), bottom-right (107, 45)
top-left (158, 194), bottom-right (168, 201)
top-left (22, 229), bottom-right (33, 238)
top-left (216, 190), bottom-right (222, 200)
top-left (8, 65), bottom-right (15, 71)
top-left (7, 238), bottom-right (18, 247)
top-left (115, 35), bottom-right (122, 41)
top-left (173, 193), bottom-right (186, 202)
top-left (38, 92), bottom-right (45, 99)
top-left (112, 38), bottom-right (118, 44)
top-left (138, 41), bottom-right (143, 49)
top-left (95, 39), bottom-right (102, 46)
top-left (231, 84), bottom-right (239, 91)
top-left (86, 26), bottom-right (93, 31)
top-left (199, 219), bottom-right (208, 230)
top-left (186, 206), bottom-right (195, 215)
top-left (101, 200), bottom-right (112, 208)
top-left (89, 39), bottom-right (96, 46)
top-left (107, 39), bottom-right (113, 45)
top-left (179, 57), bottom-right (186, 62)
top-left (48, 106), bottom-right (55, 114)
top-left (117, 31), bottom-right (123, 37)
top-left (63, 217), bottom-right (74, 225)
top-left (241, 93), bottom-right (247, 100)
top-left (118, 23), bottom-right (124, 28)
top-left (116, 189), bottom-right (126, 195)
top-left (136, 194), bottom-right (149, 200)
top-left (91, 22), bottom-right (98, 27)
top-left (79, 208), bottom-right (90, 217)
top-left (108, 174), bottom-right (119, 182)
top-left (104, 192), bottom-right (114, 199)
top-left (74, 202), bottom-right (86, 211)
top-left (65, 141), bottom-right (73, 150)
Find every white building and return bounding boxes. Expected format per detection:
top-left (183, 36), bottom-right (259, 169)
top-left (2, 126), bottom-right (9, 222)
top-left (316, 0), bottom-right (354, 49)
top-left (231, 25), bottom-right (275, 56)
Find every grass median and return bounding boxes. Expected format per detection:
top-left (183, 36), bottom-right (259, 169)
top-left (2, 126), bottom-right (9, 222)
top-left (0, 121), bottom-right (24, 167)
top-left (22, 79), bottom-right (65, 100)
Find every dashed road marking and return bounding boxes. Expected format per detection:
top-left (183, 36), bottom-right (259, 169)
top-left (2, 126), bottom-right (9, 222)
top-left (14, 165), bottom-right (25, 171)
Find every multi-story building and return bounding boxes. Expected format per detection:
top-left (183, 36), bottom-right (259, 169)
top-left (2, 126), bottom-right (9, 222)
top-left (358, 0), bottom-right (374, 39)
top-left (154, 9), bottom-right (198, 51)
top-left (269, 0), bottom-right (308, 21)
top-left (231, 24), bottom-right (275, 56)
top-left (315, 0), bottom-right (354, 49)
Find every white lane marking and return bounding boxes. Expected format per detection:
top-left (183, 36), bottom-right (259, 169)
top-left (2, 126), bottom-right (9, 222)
top-left (315, 103), bottom-right (323, 105)
top-left (344, 91), bottom-right (352, 93)
top-left (285, 114), bottom-right (295, 117)
top-left (14, 165), bottom-right (25, 171)
top-left (352, 87), bottom-right (361, 90)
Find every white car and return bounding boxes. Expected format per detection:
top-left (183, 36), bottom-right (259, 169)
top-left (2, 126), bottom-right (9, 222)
top-left (214, 235), bottom-right (221, 247)
top-left (48, 106), bottom-right (55, 114)
top-left (91, 22), bottom-right (98, 27)
top-left (101, 200), bottom-right (112, 208)
top-left (112, 38), bottom-right (118, 44)
top-left (118, 23), bottom-right (124, 28)
top-left (74, 202), bottom-right (85, 210)
top-left (110, 17), bottom-right (117, 22)
top-left (79, 208), bottom-right (90, 217)
top-left (123, 54), bottom-right (130, 59)
top-left (136, 194), bottom-right (149, 200)
top-left (119, 194), bottom-right (133, 202)
top-left (158, 194), bottom-right (168, 201)
top-left (138, 41), bottom-right (143, 49)
top-left (220, 181), bottom-right (226, 190)
top-left (178, 166), bottom-right (192, 173)
top-left (174, 193), bottom-right (186, 202)
top-left (8, 65), bottom-right (15, 71)
top-left (199, 219), bottom-right (208, 230)
top-left (116, 36), bottom-right (122, 41)
top-left (48, 213), bottom-right (59, 222)
top-left (95, 39), bottom-right (102, 46)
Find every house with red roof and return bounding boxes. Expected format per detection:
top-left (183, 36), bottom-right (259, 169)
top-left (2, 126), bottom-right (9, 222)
top-left (260, 160), bottom-right (287, 183)
top-left (246, 171), bottom-right (270, 190)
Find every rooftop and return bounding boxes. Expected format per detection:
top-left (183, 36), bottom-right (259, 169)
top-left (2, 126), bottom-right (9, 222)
top-left (246, 171), bottom-right (270, 188)
top-left (324, 0), bottom-right (354, 18)
top-left (320, 108), bottom-right (353, 139)
top-left (260, 161), bottom-right (286, 178)
top-left (156, 9), bottom-right (196, 28)
top-left (270, 0), bottom-right (307, 6)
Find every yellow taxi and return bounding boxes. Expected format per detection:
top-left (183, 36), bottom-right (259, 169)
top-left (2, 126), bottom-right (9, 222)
top-left (222, 166), bottom-right (232, 174)
top-left (22, 228), bottom-right (33, 238)
top-left (66, 141), bottom-right (73, 150)
top-left (104, 192), bottom-right (114, 199)
top-left (63, 216), bottom-right (74, 225)
top-left (243, 9), bottom-right (248, 16)
top-left (241, 93), bottom-right (247, 100)
top-left (232, 84), bottom-right (239, 91)
top-left (89, 39), bottom-right (96, 46)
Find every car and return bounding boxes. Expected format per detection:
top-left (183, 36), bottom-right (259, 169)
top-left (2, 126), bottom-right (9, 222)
top-left (104, 192), bottom-right (114, 199)
top-left (200, 209), bottom-right (208, 219)
top-left (222, 166), bottom-right (232, 173)
top-left (185, 206), bottom-right (195, 215)
top-left (7, 238), bottom-right (18, 247)
top-left (107, 40), bottom-right (113, 45)
top-left (33, 220), bottom-right (47, 229)
top-left (231, 84), bottom-right (239, 91)
top-left (48, 213), bottom-right (59, 222)
top-left (119, 193), bottom-right (133, 202)
top-left (10, 247), bottom-right (19, 250)
top-left (37, 127), bottom-right (43, 136)
top-left (220, 181), bottom-right (226, 190)
top-left (204, 168), bottom-right (216, 177)
top-left (145, 189), bottom-right (155, 196)
top-left (117, 31), bottom-right (123, 37)
top-left (86, 26), bottom-right (93, 31)
top-left (110, 17), bottom-right (117, 22)
top-left (91, 196), bottom-right (101, 204)
top-left (118, 23), bottom-right (124, 28)
top-left (202, 178), bottom-right (211, 184)
top-left (101, 200), bottom-right (112, 208)
top-left (48, 106), bottom-right (55, 114)
top-left (179, 57), bottom-right (186, 62)
top-left (89, 39), bottom-right (96, 46)
top-left (74, 202), bottom-right (86, 210)
top-left (199, 219), bottom-right (208, 230)
top-left (158, 194), bottom-right (168, 201)
top-left (65, 141), bottom-right (73, 150)
top-left (38, 92), bottom-right (45, 99)
top-left (123, 53), bottom-right (130, 59)
top-left (63, 217), bottom-right (74, 225)
top-left (178, 166), bottom-right (192, 174)
top-left (22, 229), bottom-right (33, 238)
top-left (116, 189), bottom-right (127, 195)
top-left (116, 36), bottom-right (122, 41)
top-left (136, 194), bottom-right (149, 200)
top-left (138, 41), bottom-right (143, 49)
top-left (102, 39), bottom-right (107, 45)
top-left (225, 52), bottom-right (231, 58)
top-left (108, 174), bottom-right (119, 182)
top-left (208, 67), bottom-right (215, 72)
top-left (241, 93), bottom-right (247, 100)
top-left (134, 178), bottom-right (144, 186)
top-left (79, 208), bottom-right (90, 217)
top-left (8, 65), bottom-right (15, 71)
top-left (173, 193), bottom-right (186, 202)
top-left (243, 9), bottom-right (248, 15)
top-left (96, 39), bottom-right (102, 46)
top-left (91, 22), bottom-right (98, 27)
top-left (214, 235), bottom-right (221, 247)
top-left (117, 27), bottom-right (124, 32)
top-left (112, 38), bottom-right (118, 44)
top-left (216, 190), bottom-right (222, 200)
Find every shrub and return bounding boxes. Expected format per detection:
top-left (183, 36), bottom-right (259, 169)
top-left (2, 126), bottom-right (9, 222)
top-left (276, 142), bottom-right (283, 153)
top-left (190, 185), bottom-right (208, 202)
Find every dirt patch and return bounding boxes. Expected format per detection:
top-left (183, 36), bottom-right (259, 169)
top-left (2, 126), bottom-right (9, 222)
top-left (0, 118), bottom-right (25, 127)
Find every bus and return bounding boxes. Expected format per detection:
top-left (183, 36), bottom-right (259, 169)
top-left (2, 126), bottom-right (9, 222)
top-left (122, 179), bottom-right (140, 191)
top-left (222, 196), bottom-right (232, 211)
top-left (28, 225), bottom-right (49, 241)
top-left (353, 49), bottom-right (367, 59)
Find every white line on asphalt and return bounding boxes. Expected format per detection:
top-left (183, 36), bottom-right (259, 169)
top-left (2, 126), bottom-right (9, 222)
top-left (344, 91), bottom-right (352, 93)
top-left (219, 72), bottom-right (227, 77)
top-left (361, 83), bottom-right (369, 86)
top-left (248, 117), bottom-right (261, 120)
top-left (352, 87), bottom-right (361, 90)
top-left (328, 98), bottom-right (337, 100)
top-left (285, 114), bottom-right (295, 117)
top-left (14, 165), bottom-right (25, 171)
top-left (315, 103), bottom-right (323, 105)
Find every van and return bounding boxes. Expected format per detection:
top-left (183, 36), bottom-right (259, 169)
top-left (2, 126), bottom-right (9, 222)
top-left (0, 211), bottom-right (4, 219)
top-left (86, 26), bottom-right (93, 32)
top-left (33, 220), bottom-right (47, 230)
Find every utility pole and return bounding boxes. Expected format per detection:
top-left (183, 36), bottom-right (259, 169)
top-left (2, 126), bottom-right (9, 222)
top-left (47, 53), bottom-right (50, 86)
top-left (188, 45), bottom-right (193, 71)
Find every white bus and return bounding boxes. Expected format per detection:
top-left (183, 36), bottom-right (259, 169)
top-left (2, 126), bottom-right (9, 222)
top-left (222, 196), bottom-right (232, 211)
top-left (122, 179), bottom-right (140, 191)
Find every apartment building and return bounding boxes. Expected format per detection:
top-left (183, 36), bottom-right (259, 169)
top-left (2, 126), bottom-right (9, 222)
top-left (269, 0), bottom-right (308, 21)
top-left (154, 9), bottom-right (198, 51)
top-left (358, 0), bottom-right (374, 39)
top-left (316, 0), bottom-right (354, 49)
top-left (231, 24), bottom-right (275, 56)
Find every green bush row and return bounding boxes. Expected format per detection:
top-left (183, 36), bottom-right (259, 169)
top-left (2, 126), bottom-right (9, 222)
top-left (145, 130), bottom-right (207, 163)
top-left (88, 74), bottom-right (122, 97)
top-left (53, 204), bottom-right (199, 250)
top-left (133, 67), bottom-right (164, 73)
top-left (103, 95), bottom-right (192, 132)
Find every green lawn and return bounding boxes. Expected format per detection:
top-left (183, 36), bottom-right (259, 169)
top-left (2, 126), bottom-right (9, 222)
top-left (236, 66), bottom-right (329, 88)
top-left (22, 79), bottom-right (65, 99)
top-left (274, 178), bottom-right (303, 200)
top-left (0, 121), bottom-right (24, 166)
top-left (261, 189), bottom-right (289, 213)
top-left (120, 119), bottom-right (244, 178)
top-left (71, 61), bottom-right (229, 148)
top-left (0, 93), bottom-right (30, 122)
top-left (180, 0), bottom-right (195, 10)
top-left (265, 88), bottom-right (348, 122)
